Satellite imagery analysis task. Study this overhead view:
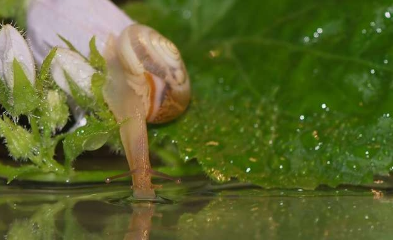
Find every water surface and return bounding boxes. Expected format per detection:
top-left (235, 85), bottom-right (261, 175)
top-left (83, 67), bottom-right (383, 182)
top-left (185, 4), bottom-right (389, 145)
top-left (1, 181), bottom-right (392, 240)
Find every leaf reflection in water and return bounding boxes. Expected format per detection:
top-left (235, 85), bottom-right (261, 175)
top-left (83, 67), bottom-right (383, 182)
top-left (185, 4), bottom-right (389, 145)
top-left (1, 186), bottom-right (158, 240)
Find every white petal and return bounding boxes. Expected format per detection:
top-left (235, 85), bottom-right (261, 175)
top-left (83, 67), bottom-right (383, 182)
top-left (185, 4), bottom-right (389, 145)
top-left (51, 48), bottom-right (95, 96)
top-left (0, 25), bottom-right (36, 89)
top-left (27, 0), bottom-right (134, 65)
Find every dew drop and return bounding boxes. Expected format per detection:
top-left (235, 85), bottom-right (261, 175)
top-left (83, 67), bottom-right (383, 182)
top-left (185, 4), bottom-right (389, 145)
top-left (182, 10), bottom-right (192, 19)
top-left (249, 157), bottom-right (257, 162)
top-left (209, 50), bottom-right (221, 58)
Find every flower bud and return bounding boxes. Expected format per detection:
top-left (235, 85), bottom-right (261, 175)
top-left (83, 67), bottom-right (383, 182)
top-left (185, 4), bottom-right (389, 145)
top-left (51, 48), bottom-right (95, 97)
top-left (0, 24), bottom-right (35, 89)
top-left (27, 0), bottom-right (134, 64)
top-left (41, 90), bottom-right (69, 132)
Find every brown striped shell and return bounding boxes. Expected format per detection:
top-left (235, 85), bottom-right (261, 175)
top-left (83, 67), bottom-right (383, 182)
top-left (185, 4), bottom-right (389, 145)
top-left (116, 24), bottom-right (190, 124)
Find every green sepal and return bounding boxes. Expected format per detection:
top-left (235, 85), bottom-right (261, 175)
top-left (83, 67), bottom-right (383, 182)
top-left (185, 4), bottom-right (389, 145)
top-left (90, 72), bottom-right (117, 122)
top-left (0, 78), bottom-right (12, 111)
top-left (91, 72), bottom-right (106, 109)
top-left (38, 90), bottom-right (70, 133)
top-left (12, 59), bottom-right (39, 115)
top-left (63, 117), bottom-right (119, 169)
top-left (0, 115), bottom-right (38, 161)
top-left (64, 71), bottom-right (94, 109)
top-left (58, 35), bottom-right (87, 60)
top-left (36, 47), bottom-right (58, 94)
top-left (89, 37), bottom-right (106, 73)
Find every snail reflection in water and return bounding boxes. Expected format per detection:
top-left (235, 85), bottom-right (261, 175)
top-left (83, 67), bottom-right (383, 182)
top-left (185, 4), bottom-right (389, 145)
top-left (27, 0), bottom-right (190, 199)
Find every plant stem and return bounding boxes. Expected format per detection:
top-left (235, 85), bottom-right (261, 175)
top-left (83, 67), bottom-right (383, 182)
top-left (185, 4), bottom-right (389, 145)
top-left (29, 114), bottom-right (40, 141)
top-left (0, 162), bottom-right (127, 183)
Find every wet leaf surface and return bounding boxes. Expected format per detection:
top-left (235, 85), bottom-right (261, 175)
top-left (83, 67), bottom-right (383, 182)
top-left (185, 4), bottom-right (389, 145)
top-left (124, 0), bottom-right (393, 188)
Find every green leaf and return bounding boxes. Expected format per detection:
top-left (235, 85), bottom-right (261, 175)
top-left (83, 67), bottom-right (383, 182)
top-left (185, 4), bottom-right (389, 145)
top-left (0, 0), bottom-right (27, 28)
top-left (151, 141), bottom-right (203, 177)
top-left (12, 59), bottom-right (39, 115)
top-left (0, 115), bottom-right (38, 161)
top-left (89, 37), bottom-right (106, 72)
top-left (124, 0), bottom-right (393, 188)
top-left (63, 117), bottom-right (118, 169)
top-left (0, 0), bottom-right (19, 18)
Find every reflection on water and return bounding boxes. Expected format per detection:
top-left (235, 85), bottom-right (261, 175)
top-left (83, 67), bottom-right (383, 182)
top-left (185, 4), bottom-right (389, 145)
top-left (1, 182), bottom-right (393, 240)
top-left (124, 204), bottom-right (155, 240)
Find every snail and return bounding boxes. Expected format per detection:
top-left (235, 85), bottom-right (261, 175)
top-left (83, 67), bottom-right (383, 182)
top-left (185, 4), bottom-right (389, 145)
top-left (27, 0), bottom-right (190, 199)
top-left (103, 25), bottom-right (190, 198)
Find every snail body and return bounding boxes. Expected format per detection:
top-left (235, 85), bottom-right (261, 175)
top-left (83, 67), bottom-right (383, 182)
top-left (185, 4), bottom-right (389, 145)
top-left (103, 25), bottom-right (190, 198)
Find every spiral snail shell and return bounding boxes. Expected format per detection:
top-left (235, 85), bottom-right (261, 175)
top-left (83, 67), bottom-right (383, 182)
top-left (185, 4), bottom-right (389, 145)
top-left (116, 24), bottom-right (190, 124)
